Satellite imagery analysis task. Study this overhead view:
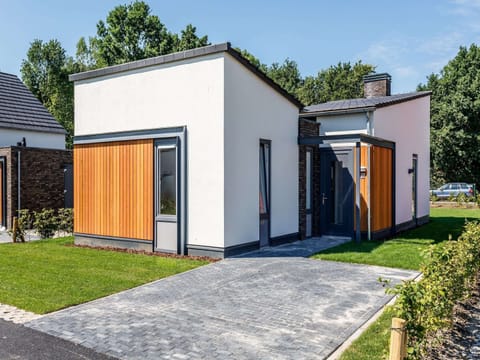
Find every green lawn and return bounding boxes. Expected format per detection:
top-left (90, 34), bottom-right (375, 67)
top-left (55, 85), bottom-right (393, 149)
top-left (312, 207), bottom-right (480, 270)
top-left (339, 306), bottom-right (394, 360)
top-left (0, 237), bottom-right (209, 314)
top-left (314, 207), bottom-right (480, 360)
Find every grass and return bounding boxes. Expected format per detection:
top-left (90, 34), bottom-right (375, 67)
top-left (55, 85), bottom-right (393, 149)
top-left (0, 237), bottom-right (209, 314)
top-left (339, 306), bottom-right (394, 360)
top-left (315, 207), bottom-right (480, 360)
top-left (312, 207), bottom-right (480, 270)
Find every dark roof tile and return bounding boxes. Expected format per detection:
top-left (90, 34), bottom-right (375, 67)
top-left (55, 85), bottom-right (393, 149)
top-left (0, 72), bottom-right (66, 134)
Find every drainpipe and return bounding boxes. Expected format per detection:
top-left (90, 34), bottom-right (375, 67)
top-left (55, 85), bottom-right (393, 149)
top-left (365, 111), bottom-right (373, 135)
top-left (17, 151), bottom-right (21, 211)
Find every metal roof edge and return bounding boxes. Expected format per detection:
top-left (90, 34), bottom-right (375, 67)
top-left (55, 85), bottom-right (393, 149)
top-left (69, 42), bottom-right (230, 82)
top-left (299, 106), bottom-right (376, 117)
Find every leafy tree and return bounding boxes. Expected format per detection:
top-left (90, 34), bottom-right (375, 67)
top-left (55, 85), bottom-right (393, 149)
top-left (234, 48), bottom-right (268, 73)
top-left (77, 1), bottom-right (209, 69)
top-left (418, 44), bottom-right (480, 188)
top-left (267, 59), bottom-right (303, 96)
top-left (21, 39), bottom-right (74, 148)
top-left (297, 61), bottom-right (375, 105)
top-left (174, 24), bottom-right (209, 52)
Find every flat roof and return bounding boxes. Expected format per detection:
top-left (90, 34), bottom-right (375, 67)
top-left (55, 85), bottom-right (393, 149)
top-left (69, 42), bottom-right (303, 109)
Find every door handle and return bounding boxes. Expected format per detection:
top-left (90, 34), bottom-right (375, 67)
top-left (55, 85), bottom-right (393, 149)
top-left (322, 193), bottom-right (328, 205)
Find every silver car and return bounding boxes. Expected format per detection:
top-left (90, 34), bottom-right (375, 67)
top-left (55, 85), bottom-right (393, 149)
top-left (430, 182), bottom-right (474, 199)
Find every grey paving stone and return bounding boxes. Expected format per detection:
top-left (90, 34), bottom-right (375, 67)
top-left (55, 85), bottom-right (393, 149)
top-left (26, 237), bottom-right (418, 359)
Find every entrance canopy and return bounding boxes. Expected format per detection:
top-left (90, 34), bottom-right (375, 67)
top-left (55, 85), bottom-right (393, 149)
top-left (298, 133), bottom-right (395, 243)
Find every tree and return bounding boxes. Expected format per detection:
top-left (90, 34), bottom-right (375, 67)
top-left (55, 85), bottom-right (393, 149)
top-left (297, 61), bottom-right (375, 105)
top-left (418, 44), bottom-right (480, 188)
top-left (21, 39), bottom-right (74, 147)
top-left (267, 59), bottom-right (303, 96)
top-left (77, 1), bottom-right (209, 69)
top-left (174, 24), bottom-right (209, 52)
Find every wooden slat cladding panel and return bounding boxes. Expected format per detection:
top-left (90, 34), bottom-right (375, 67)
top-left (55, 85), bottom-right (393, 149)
top-left (74, 139), bottom-right (153, 241)
top-left (371, 146), bottom-right (393, 232)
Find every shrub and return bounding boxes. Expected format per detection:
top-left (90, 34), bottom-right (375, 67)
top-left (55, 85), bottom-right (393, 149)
top-left (33, 208), bottom-right (58, 239)
top-left (429, 193), bottom-right (438, 202)
top-left (388, 222), bottom-right (480, 358)
top-left (57, 208), bottom-right (73, 234)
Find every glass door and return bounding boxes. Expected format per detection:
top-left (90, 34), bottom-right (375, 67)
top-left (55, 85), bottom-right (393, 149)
top-left (154, 139), bottom-right (179, 253)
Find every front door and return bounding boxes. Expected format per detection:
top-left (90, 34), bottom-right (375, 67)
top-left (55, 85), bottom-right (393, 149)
top-left (154, 139), bottom-right (179, 253)
top-left (320, 148), bottom-right (354, 237)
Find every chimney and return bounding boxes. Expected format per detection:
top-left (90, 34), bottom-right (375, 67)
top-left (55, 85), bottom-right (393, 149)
top-left (363, 73), bottom-right (391, 98)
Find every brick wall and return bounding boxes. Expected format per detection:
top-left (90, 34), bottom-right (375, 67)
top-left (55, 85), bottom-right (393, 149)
top-left (298, 119), bottom-right (320, 239)
top-left (364, 79), bottom-right (390, 98)
top-left (0, 146), bottom-right (72, 229)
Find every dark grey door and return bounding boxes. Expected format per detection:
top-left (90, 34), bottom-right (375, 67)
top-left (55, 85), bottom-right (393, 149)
top-left (64, 164), bottom-right (73, 208)
top-left (320, 149), bottom-right (354, 237)
top-left (259, 140), bottom-right (271, 247)
top-left (154, 139), bottom-right (179, 253)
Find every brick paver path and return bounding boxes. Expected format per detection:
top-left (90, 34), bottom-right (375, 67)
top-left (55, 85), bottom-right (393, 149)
top-left (26, 237), bottom-right (417, 359)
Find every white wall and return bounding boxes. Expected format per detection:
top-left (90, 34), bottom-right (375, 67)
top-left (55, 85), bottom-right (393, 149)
top-left (374, 96), bottom-right (430, 225)
top-left (319, 113), bottom-right (369, 136)
top-left (74, 53), bottom-right (226, 248)
top-left (0, 128), bottom-right (65, 149)
top-left (223, 54), bottom-right (299, 247)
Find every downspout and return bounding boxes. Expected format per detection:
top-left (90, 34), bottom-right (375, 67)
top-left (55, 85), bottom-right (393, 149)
top-left (17, 150), bottom-right (21, 211)
top-left (365, 111), bottom-right (372, 136)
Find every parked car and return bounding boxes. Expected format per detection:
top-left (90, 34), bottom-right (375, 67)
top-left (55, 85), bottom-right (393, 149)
top-left (430, 182), bottom-right (474, 199)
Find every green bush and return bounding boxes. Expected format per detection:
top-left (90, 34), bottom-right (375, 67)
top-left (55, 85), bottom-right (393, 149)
top-left (388, 222), bottom-right (480, 358)
top-left (33, 208), bottom-right (58, 239)
top-left (429, 193), bottom-right (438, 202)
top-left (57, 208), bottom-right (73, 234)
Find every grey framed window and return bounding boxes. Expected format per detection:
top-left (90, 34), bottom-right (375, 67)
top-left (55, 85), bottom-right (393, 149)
top-left (157, 147), bottom-right (177, 216)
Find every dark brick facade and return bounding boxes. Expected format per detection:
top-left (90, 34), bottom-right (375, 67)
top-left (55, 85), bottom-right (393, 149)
top-left (0, 146), bottom-right (72, 229)
top-left (298, 119), bottom-right (320, 239)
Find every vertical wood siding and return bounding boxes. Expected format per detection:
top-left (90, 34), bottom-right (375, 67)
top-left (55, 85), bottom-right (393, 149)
top-left (371, 146), bottom-right (393, 232)
top-left (74, 139), bottom-right (153, 241)
top-left (356, 145), bottom-right (393, 233)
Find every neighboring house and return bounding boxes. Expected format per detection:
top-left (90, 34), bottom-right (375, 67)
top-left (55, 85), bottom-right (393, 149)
top-left (70, 43), bottom-right (430, 257)
top-left (0, 72), bottom-right (72, 229)
top-left (299, 73), bottom-right (430, 240)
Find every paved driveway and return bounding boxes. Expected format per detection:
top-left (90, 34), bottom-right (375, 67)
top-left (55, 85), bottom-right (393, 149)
top-left (26, 237), bottom-right (417, 359)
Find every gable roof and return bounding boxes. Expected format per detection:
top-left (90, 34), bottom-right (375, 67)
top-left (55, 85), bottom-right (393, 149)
top-left (69, 42), bottom-right (304, 109)
top-left (301, 91), bottom-right (431, 116)
top-left (0, 72), bottom-right (66, 134)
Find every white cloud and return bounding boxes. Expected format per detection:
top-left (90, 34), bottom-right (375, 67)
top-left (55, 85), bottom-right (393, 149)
top-left (418, 31), bottom-right (463, 55)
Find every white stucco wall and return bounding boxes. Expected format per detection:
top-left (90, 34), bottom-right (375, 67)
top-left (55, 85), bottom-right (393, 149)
top-left (74, 53), bottom-right (226, 248)
top-left (223, 54), bottom-right (299, 247)
top-left (319, 112), bottom-right (369, 136)
top-left (0, 128), bottom-right (65, 149)
top-left (373, 96), bottom-right (430, 225)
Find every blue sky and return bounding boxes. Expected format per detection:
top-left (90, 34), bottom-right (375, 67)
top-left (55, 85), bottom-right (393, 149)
top-left (1, 0), bottom-right (480, 93)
